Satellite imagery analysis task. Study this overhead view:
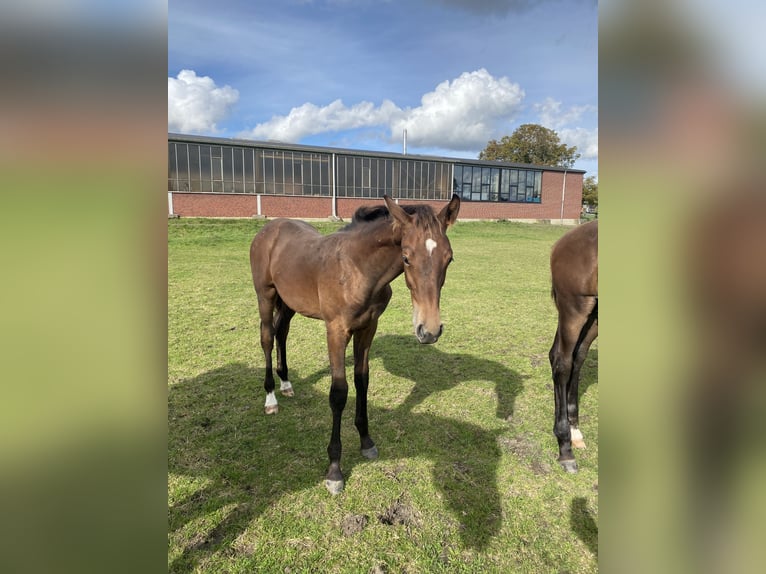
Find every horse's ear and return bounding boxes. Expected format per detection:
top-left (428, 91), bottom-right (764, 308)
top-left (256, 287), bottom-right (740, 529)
top-left (438, 194), bottom-right (461, 229)
top-left (384, 195), bottom-right (412, 226)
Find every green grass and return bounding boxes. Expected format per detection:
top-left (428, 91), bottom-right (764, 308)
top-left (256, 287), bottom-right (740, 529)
top-left (168, 216), bottom-right (598, 573)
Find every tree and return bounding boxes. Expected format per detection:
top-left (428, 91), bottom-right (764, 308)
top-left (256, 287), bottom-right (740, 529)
top-left (479, 124), bottom-right (580, 168)
top-left (582, 175), bottom-right (598, 210)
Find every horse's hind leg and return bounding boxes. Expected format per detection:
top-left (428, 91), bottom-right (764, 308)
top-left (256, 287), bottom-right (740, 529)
top-left (256, 287), bottom-right (279, 414)
top-left (274, 297), bottom-right (296, 397)
top-left (567, 307), bottom-right (597, 449)
top-left (550, 308), bottom-right (582, 473)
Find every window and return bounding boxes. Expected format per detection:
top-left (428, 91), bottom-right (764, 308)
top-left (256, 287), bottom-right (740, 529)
top-left (188, 145), bottom-right (201, 192)
top-left (283, 153), bottom-right (294, 195)
top-left (175, 144), bottom-right (189, 191)
top-left (168, 143), bottom-right (177, 190)
top-left (244, 148), bottom-right (255, 193)
top-left (452, 163), bottom-right (542, 203)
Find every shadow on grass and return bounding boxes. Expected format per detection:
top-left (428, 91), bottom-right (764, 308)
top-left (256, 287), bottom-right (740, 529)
top-left (571, 496), bottom-right (598, 557)
top-left (370, 334), bottom-right (527, 423)
top-left (169, 339), bottom-right (526, 571)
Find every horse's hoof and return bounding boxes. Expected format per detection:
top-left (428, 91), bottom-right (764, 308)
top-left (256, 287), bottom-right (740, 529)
top-left (325, 479), bottom-right (344, 495)
top-left (264, 404), bottom-right (278, 415)
top-left (361, 445), bottom-right (379, 460)
top-left (279, 381), bottom-right (294, 397)
top-left (570, 428), bottom-right (586, 449)
top-left (559, 459), bottom-right (578, 474)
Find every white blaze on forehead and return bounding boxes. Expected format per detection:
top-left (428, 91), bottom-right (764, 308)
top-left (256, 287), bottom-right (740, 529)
top-left (425, 238), bottom-right (437, 256)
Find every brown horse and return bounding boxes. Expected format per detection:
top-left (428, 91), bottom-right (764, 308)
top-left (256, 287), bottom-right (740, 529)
top-left (250, 194), bottom-right (461, 494)
top-left (549, 220), bottom-right (598, 473)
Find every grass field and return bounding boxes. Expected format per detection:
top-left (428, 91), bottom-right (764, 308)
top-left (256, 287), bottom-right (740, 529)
top-left (168, 215), bottom-right (598, 573)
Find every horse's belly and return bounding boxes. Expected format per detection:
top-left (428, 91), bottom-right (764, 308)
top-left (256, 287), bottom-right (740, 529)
top-left (273, 275), bottom-right (323, 319)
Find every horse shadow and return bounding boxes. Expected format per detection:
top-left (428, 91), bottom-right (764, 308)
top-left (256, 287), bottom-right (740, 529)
top-left (168, 341), bottom-right (526, 571)
top-left (370, 334), bottom-right (527, 422)
top-left (571, 496), bottom-right (598, 557)
top-left (169, 363), bottom-right (327, 572)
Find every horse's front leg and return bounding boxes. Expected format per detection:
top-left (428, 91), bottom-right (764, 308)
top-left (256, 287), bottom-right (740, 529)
top-left (325, 324), bottom-right (351, 495)
top-left (353, 320), bottom-right (380, 460)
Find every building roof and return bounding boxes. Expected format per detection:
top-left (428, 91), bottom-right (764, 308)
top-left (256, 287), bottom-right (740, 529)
top-left (168, 132), bottom-right (586, 174)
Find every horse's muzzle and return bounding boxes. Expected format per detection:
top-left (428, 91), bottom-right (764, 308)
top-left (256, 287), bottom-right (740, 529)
top-left (416, 323), bottom-right (443, 344)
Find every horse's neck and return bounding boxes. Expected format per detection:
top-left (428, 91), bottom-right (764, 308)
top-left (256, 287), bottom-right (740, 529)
top-left (349, 224), bottom-right (403, 284)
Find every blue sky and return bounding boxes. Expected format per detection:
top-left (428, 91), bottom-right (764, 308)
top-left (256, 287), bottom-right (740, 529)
top-left (169, 0), bottom-right (598, 177)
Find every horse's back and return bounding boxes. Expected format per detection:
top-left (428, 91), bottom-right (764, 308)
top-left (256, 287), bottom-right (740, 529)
top-left (552, 220), bottom-right (597, 257)
top-left (250, 218), bottom-right (327, 316)
top-left (251, 218), bottom-right (321, 263)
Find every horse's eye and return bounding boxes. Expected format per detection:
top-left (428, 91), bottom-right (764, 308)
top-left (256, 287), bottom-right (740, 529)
top-left (402, 255), bottom-right (410, 266)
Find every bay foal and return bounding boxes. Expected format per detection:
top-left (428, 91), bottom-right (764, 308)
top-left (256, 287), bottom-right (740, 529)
top-left (250, 195), bottom-right (460, 493)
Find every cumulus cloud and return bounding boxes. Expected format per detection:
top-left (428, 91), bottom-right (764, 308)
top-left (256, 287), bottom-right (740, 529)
top-left (534, 97), bottom-right (598, 159)
top-left (534, 97), bottom-right (595, 130)
top-left (246, 99), bottom-right (404, 142)
top-left (168, 69), bottom-right (239, 134)
top-left (392, 69), bottom-right (525, 150)
top-left (242, 69), bottom-right (524, 151)
top-left (560, 127), bottom-right (599, 159)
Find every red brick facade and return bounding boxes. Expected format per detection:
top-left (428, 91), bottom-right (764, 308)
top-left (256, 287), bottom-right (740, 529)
top-left (170, 171), bottom-right (584, 222)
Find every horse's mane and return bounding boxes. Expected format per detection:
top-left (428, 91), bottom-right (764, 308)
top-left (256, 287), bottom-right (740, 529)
top-left (349, 205), bottom-right (390, 225)
top-left (342, 203), bottom-right (442, 235)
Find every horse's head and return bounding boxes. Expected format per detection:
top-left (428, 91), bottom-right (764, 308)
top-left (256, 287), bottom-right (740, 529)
top-left (384, 194), bottom-right (460, 344)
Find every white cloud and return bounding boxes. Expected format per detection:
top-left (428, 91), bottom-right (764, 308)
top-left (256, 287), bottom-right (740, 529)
top-left (241, 69), bottom-right (523, 151)
top-left (246, 98), bottom-right (404, 142)
top-left (168, 70), bottom-right (239, 134)
top-left (559, 127), bottom-right (598, 159)
top-left (534, 97), bottom-right (598, 159)
top-left (393, 69), bottom-right (525, 150)
top-left (533, 97), bottom-right (595, 130)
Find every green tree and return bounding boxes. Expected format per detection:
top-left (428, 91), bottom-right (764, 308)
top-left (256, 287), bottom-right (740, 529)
top-left (582, 175), bottom-right (598, 210)
top-left (479, 124), bottom-right (580, 168)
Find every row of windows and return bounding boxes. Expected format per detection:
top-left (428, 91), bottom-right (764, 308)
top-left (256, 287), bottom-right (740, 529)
top-left (168, 143), bottom-right (332, 196)
top-left (453, 165), bottom-right (542, 203)
top-left (335, 156), bottom-right (453, 200)
top-left (168, 142), bottom-right (543, 203)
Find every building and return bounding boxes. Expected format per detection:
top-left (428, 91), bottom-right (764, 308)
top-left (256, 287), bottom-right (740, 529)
top-left (168, 133), bottom-right (586, 223)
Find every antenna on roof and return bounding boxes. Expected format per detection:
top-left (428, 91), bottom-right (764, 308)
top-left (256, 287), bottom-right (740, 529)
top-left (403, 129), bottom-right (407, 155)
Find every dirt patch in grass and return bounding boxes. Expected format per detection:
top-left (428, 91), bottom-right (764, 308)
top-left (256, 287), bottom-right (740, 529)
top-left (498, 434), bottom-right (552, 476)
top-left (341, 514), bottom-right (369, 536)
top-left (377, 496), bottom-right (419, 528)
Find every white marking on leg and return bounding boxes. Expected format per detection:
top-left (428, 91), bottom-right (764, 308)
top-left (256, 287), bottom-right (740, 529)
top-left (279, 378), bottom-right (294, 397)
top-left (425, 238), bottom-right (437, 256)
top-left (264, 391), bottom-right (278, 414)
top-left (571, 427), bottom-right (586, 448)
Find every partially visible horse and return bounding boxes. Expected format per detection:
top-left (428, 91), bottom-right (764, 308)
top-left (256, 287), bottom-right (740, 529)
top-left (549, 220), bottom-right (598, 473)
top-left (250, 195), bottom-right (461, 494)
